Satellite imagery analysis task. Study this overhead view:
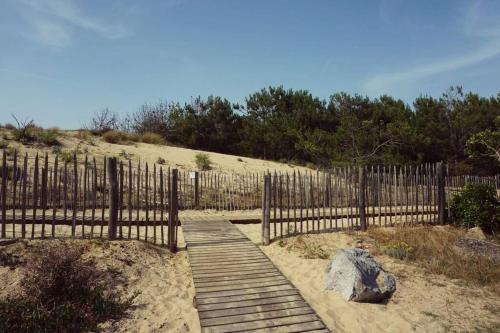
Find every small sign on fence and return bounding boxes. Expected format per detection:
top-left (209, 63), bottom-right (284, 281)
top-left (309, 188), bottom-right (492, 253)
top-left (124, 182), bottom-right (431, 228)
top-left (189, 171), bottom-right (197, 179)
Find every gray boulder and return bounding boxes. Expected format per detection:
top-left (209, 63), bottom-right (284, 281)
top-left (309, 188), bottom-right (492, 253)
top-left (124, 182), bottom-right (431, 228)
top-left (325, 248), bottom-right (396, 302)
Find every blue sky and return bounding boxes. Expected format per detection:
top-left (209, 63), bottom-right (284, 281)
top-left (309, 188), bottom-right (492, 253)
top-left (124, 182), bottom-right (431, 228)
top-left (1, 0), bottom-right (500, 128)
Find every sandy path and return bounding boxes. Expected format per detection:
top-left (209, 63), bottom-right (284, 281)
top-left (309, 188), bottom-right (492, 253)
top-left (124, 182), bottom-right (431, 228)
top-left (237, 223), bottom-right (500, 333)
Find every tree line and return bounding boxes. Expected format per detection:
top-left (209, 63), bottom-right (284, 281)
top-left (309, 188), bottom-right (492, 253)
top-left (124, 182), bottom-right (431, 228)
top-left (89, 86), bottom-right (500, 175)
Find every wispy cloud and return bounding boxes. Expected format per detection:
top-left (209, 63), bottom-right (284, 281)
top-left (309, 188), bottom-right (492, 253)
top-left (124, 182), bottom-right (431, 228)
top-left (364, 0), bottom-right (500, 95)
top-left (15, 0), bottom-right (130, 47)
top-left (27, 17), bottom-right (71, 47)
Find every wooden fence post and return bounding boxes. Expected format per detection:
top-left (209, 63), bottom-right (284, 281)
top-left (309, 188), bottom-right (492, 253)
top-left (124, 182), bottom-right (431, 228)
top-left (169, 169), bottom-right (178, 252)
top-left (437, 162), bottom-right (446, 224)
top-left (359, 166), bottom-right (367, 231)
top-left (194, 171), bottom-right (199, 209)
top-left (1, 150), bottom-right (6, 238)
top-left (262, 174), bottom-right (271, 245)
top-left (107, 157), bottom-right (118, 240)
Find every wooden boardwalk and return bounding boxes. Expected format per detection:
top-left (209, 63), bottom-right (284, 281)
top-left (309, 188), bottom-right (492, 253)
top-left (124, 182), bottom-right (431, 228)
top-left (182, 216), bottom-right (330, 333)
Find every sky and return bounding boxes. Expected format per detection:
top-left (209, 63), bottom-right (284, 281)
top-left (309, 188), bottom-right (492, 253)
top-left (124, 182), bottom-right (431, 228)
top-left (1, 0), bottom-right (500, 128)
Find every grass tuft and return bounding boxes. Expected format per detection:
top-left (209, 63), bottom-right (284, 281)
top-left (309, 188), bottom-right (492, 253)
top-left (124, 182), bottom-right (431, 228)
top-left (367, 226), bottom-right (500, 291)
top-left (195, 152), bottom-right (212, 170)
top-left (140, 132), bottom-right (165, 145)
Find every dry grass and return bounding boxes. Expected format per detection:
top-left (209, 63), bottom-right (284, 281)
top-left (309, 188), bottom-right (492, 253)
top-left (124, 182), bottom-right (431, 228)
top-left (0, 241), bottom-right (135, 332)
top-left (366, 226), bottom-right (500, 293)
top-left (277, 235), bottom-right (334, 259)
top-left (140, 132), bottom-right (165, 145)
top-left (102, 130), bottom-right (139, 145)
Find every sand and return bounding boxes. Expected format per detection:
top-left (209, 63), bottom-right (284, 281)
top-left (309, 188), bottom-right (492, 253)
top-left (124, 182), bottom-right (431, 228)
top-left (0, 239), bottom-right (199, 333)
top-left (1, 129), bottom-right (310, 175)
top-left (237, 223), bottom-right (500, 333)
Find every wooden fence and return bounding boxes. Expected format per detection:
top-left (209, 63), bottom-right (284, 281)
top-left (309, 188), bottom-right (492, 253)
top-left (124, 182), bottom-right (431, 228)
top-left (0, 151), bottom-right (178, 251)
top-left (261, 163), bottom-right (499, 244)
top-left (1, 150), bottom-right (498, 248)
top-left (176, 170), bottom-right (262, 210)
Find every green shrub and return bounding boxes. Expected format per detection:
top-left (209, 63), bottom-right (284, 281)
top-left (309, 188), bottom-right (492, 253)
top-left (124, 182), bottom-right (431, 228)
top-left (450, 183), bottom-right (499, 233)
top-left (36, 128), bottom-right (60, 146)
top-left (141, 132), bottom-right (165, 145)
top-left (302, 243), bottom-right (330, 259)
top-left (0, 139), bottom-right (8, 149)
top-left (0, 243), bottom-right (134, 333)
top-left (194, 152), bottom-right (212, 170)
top-left (383, 242), bottom-right (413, 260)
top-left (12, 126), bottom-right (36, 143)
top-left (55, 146), bottom-right (83, 163)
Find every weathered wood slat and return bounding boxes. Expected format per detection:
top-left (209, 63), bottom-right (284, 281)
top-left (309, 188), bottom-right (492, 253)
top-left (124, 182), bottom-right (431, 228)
top-left (182, 218), bottom-right (330, 332)
top-left (202, 314), bottom-right (323, 333)
top-left (198, 300), bottom-right (308, 319)
top-left (196, 295), bottom-right (304, 312)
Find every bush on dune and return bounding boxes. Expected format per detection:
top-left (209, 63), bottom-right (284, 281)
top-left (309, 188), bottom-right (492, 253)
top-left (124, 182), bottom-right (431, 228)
top-left (450, 183), bottom-right (499, 233)
top-left (102, 130), bottom-right (139, 145)
top-left (36, 127), bottom-right (61, 146)
top-left (195, 152), bottom-right (212, 170)
top-left (140, 132), bottom-right (165, 145)
top-left (0, 242), bottom-right (135, 333)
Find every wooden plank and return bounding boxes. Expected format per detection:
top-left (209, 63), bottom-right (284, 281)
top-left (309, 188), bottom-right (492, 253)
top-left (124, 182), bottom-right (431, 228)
top-left (1, 150), bottom-right (6, 238)
top-left (197, 295), bottom-right (304, 313)
top-left (91, 158), bottom-right (97, 238)
top-left (202, 314), bottom-right (322, 333)
top-left (201, 307), bottom-right (314, 327)
top-left (52, 155), bottom-right (58, 238)
top-left (12, 150), bottom-right (17, 234)
top-left (107, 157), bottom-right (118, 240)
top-left (195, 280), bottom-right (291, 293)
top-left (198, 300), bottom-right (308, 319)
top-left (196, 289), bottom-right (301, 306)
top-left (21, 153), bottom-right (28, 238)
top-left (183, 218), bottom-right (330, 332)
top-left (72, 153), bottom-right (77, 238)
top-left (236, 320), bottom-right (326, 333)
top-left (194, 276), bottom-right (287, 288)
top-left (41, 153), bottom-right (49, 238)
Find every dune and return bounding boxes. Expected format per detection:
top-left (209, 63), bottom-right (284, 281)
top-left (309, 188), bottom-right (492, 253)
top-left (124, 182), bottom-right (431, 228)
top-left (1, 129), bottom-right (311, 175)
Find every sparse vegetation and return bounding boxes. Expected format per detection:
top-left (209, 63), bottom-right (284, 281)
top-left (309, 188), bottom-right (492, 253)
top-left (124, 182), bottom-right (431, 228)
top-left (36, 127), bottom-right (61, 146)
top-left (278, 236), bottom-right (330, 259)
top-left (450, 183), bottom-right (499, 233)
top-left (54, 145), bottom-right (84, 163)
top-left (157, 157), bottom-right (166, 165)
top-left (102, 130), bottom-right (135, 145)
top-left (0, 242), bottom-right (135, 333)
top-left (118, 149), bottom-right (133, 160)
top-left (140, 132), bottom-right (165, 145)
top-left (11, 115), bottom-right (36, 143)
top-left (195, 152), bottom-right (212, 170)
top-left (85, 108), bottom-right (119, 134)
top-left (367, 226), bottom-right (500, 289)
top-left (75, 129), bottom-right (96, 145)
top-left (0, 139), bottom-right (8, 149)
top-left (383, 242), bottom-right (413, 260)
